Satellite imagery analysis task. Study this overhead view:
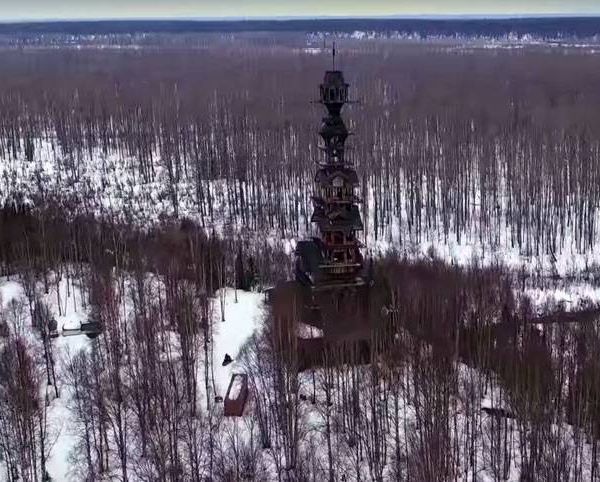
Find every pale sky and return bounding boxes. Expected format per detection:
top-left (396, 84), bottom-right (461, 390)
top-left (1, 0), bottom-right (600, 21)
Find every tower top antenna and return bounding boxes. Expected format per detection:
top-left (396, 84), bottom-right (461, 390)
top-left (332, 41), bottom-right (336, 70)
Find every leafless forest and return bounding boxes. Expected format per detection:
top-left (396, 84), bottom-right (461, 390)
top-left (3, 32), bottom-right (600, 481)
top-left (3, 36), bottom-right (600, 260)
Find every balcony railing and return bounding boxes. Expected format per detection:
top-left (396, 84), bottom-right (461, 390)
top-left (319, 262), bottom-right (361, 275)
top-left (311, 194), bottom-right (362, 205)
top-left (322, 240), bottom-right (364, 249)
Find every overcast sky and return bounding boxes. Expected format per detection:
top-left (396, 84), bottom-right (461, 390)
top-left (1, 0), bottom-right (600, 21)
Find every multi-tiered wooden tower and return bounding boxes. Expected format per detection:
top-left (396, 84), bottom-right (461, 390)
top-left (292, 58), bottom-right (370, 367)
top-left (296, 67), bottom-right (364, 289)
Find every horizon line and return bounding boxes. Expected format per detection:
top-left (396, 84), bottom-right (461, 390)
top-left (2, 13), bottom-right (600, 24)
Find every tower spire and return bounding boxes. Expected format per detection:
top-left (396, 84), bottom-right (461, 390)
top-left (332, 41), bottom-right (336, 70)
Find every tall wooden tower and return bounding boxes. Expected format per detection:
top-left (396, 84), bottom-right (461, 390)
top-left (292, 52), bottom-right (371, 367)
top-left (296, 62), bottom-right (364, 289)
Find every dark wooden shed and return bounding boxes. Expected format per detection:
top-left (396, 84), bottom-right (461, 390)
top-left (224, 373), bottom-right (249, 417)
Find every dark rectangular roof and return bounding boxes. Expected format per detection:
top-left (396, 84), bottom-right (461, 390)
top-left (315, 166), bottom-right (359, 186)
top-left (313, 205), bottom-right (363, 231)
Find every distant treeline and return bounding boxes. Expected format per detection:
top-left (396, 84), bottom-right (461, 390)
top-left (2, 17), bottom-right (600, 38)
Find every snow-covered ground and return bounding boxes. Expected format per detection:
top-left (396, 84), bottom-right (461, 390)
top-left (212, 288), bottom-right (265, 399)
top-left (0, 274), bottom-right (265, 481)
top-left (521, 283), bottom-right (600, 313)
top-left (228, 374), bottom-right (245, 400)
top-left (1, 275), bottom-right (92, 481)
top-left (3, 135), bottom-right (600, 479)
top-left (4, 267), bottom-right (600, 480)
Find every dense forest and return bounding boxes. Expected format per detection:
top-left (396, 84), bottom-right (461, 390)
top-left (3, 33), bottom-right (600, 481)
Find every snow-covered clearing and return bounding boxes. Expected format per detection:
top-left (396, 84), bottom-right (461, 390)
top-left (212, 288), bottom-right (265, 399)
top-left (521, 283), bottom-right (600, 313)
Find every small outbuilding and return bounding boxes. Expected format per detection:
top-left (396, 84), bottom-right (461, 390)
top-left (81, 320), bottom-right (103, 338)
top-left (224, 373), bottom-right (249, 417)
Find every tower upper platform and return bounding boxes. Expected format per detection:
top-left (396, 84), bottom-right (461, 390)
top-left (320, 70), bottom-right (349, 113)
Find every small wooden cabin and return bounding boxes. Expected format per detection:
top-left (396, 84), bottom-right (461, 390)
top-left (224, 373), bottom-right (249, 417)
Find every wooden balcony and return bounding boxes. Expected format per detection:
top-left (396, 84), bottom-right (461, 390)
top-left (319, 262), bottom-right (362, 276)
top-left (312, 277), bottom-right (366, 291)
top-left (325, 196), bottom-right (362, 205)
top-left (322, 239), bottom-right (364, 249)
